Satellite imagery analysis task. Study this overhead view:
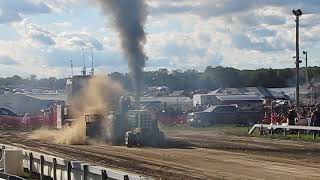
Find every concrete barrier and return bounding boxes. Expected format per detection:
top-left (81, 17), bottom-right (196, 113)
top-left (3, 149), bottom-right (24, 176)
top-left (0, 143), bottom-right (150, 180)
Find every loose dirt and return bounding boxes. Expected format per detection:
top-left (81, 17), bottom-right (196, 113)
top-left (1, 128), bottom-right (320, 179)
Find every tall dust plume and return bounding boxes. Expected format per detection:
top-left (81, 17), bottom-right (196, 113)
top-left (95, 0), bottom-right (148, 102)
top-left (31, 75), bottom-right (123, 145)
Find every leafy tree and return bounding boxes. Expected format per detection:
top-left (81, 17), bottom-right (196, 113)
top-left (1, 65), bottom-right (320, 92)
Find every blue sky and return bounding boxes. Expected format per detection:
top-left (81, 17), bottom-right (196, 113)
top-left (0, 0), bottom-right (319, 78)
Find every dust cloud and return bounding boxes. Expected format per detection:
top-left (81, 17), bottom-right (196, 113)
top-left (31, 75), bottom-right (123, 145)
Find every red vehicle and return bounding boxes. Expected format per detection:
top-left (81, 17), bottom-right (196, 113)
top-left (158, 109), bottom-right (188, 126)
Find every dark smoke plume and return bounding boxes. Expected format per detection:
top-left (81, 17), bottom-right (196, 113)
top-left (96, 0), bottom-right (148, 94)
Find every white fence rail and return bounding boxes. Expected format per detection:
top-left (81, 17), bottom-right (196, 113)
top-left (248, 124), bottom-right (320, 139)
top-left (0, 143), bottom-right (150, 180)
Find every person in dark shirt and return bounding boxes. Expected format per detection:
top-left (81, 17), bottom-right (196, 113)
top-left (310, 108), bottom-right (316, 126)
top-left (288, 107), bottom-right (297, 125)
top-left (314, 107), bottom-right (320, 127)
top-left (301, 108), bottom-right (308, 118)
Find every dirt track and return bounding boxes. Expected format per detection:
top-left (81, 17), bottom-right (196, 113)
top-left (1, 128), bottom-right (320, 179)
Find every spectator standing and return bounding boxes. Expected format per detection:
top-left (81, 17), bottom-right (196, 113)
top-left (288, 106), bottom-right (297, 125)
top-left (314, 107), bottom-right (320, 127)
top-left (301, 107), bottom-right (308, 118)
top-left (311, 108), bottom-right (317, 126)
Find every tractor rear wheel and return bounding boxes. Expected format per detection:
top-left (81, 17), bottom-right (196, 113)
top-left (125, 132), bottom-right (134, 148)
top-left (157, 131), bottom-right (165, 147)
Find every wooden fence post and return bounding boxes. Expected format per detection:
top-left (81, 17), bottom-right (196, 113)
top-left (53, 158), bottom-right (57, 180)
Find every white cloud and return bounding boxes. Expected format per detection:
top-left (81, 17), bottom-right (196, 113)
top-left (13, 20), bottom-right (104, 51)
top-left (149, 0), bottom-right (320, 53)
top-left (13, 20), bottom-right (56, 47)
top-left (0, 55), bottom-right (19, 65)
top-left (57, 32), bottom-right (104, 51)
top-left (0, 0), bottom-right (319, 77)
top-left (0, 10), bottom-right (22, 24)
top-left (0, 0), bottom-right (51, 24)
top-left (0, 19), bottom-right (111, 77)
top-left (0, 36), bottom-right (119, 78)
top-left (52, 21), bottom-right (72, 28)
top-left (33, 0), bottom-right (80, 13)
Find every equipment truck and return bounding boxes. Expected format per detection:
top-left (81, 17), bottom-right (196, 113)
top-left (85, 110), bottom-right (165, 148)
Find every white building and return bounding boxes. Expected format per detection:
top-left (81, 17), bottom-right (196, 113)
top-left (193, 94), bottom-right (217, 107)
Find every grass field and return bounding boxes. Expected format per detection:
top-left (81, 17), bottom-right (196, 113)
top-left (162, 124), bottom-right (253, 136)
top-left (262, 132), bottom-right (320, 142)
top-left (163, 124), bottom-right (320, 142)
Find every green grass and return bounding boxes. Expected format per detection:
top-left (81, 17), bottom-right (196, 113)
top-left (260, 132), bottom-right (320, 142)
top-left (162, 124), bottom-right (320, 142)
top-left (162, 124), bottom-right (251, 136)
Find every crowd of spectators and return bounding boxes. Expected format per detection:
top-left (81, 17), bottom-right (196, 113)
top-left (270, 104), bottom-right (320, 127)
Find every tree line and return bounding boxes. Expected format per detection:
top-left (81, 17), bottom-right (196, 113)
top-left (0, 75), bottom-right (66, 90)
top-left (1, 66), bottom-right (320, 91)
top-left (110, 66), bottom-right (320, 91)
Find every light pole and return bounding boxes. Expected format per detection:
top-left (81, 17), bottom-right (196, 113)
top-left (293, 9), bottom-right (302, 110)
top-left (303, 51), bottom-right (308, 83)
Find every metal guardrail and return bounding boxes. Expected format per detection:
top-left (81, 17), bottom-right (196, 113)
top-left (248, 124), bottom-right (320, 139)
top-left (0, 172), bottom-right (26, 180)
top-left (0, 144), bottom-right (151, 180)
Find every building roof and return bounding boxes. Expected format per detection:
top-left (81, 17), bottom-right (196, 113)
top-left (208, 86), bottom-right (287, 99)
top-left (193, 89), bottom-right (209, 95)
top-left (170, 90), bottom-right (185, 97)
top-left (299, 81), bottom-right (320, 95)
top-left (203, 105), bottom-right (237, 112)
top-left (208, 88), bottom-right (225, 95)
top-left (203, 106), bottom-right (216, 112)
top-left (269, 87), bottom-right (295, 95)
top-left (268, 90), bottom-right (288, 99)
top-left (141, 96), bottom-right (192, 104)
top-left (24, 93), bottom-right (66, 101)
top-left (216, 94), bottom-right (262, 102)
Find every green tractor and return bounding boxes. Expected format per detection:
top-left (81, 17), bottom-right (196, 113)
top-left (125, 110), bottom-right (165, 147)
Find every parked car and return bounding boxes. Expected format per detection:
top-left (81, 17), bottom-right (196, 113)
top-left (188, 105), bottom-right (263, 127)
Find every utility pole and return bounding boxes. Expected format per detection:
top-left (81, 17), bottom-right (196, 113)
top-left (81, 48), bottom-right (86, 75)
top-left (90, 47), bottom-right (94, 75)
top-left (70, 59), bottom-right (73, 77)
top-left (303, 51), bottom-right (308, 83)
top-left (293, 9), bottom-right (302, 111)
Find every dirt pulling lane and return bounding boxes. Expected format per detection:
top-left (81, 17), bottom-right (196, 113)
top-left (0, 131), bottom-right (202, 179)
top-left (1, 129), bottom-right (320, 179)
top-left (169, 130), bottom-right (320, 162)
